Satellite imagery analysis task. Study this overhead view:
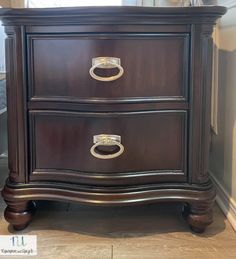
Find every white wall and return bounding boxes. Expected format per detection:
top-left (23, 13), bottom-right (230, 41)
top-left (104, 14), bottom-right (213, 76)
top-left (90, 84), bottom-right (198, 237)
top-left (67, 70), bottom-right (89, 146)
top-left (210, 4), bottom-right (236, 229)
top-left (0, 24), bottom-right (5, 72)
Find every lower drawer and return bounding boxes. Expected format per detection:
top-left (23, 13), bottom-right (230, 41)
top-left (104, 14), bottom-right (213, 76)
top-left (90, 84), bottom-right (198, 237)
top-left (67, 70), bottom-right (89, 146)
top-left (29, 110), bottom-right (187, 185)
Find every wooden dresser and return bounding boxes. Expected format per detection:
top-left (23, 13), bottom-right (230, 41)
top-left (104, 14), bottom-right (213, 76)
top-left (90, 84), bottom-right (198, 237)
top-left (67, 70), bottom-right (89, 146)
top-left (0, 6), bottom-right (226, 233)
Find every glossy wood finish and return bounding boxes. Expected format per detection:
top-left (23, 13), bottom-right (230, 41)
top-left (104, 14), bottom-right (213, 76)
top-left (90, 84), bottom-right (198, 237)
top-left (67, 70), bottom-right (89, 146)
top-left (29, 110), bottom-right (187, 185)
top-left (0, 6), bottom-right (226, 232)
top-left (4, 200), bottom-right (36, 231)
top-left (0, 110), bottom-right (7, 155)
top-left (28, 34), bottom-right (189, 103)
top-left (4, 25), bottom-right (28, 184)
top-left (0, 6), bottom-right (226, 26)
top-left (2, 180), bottom-right (215, 206)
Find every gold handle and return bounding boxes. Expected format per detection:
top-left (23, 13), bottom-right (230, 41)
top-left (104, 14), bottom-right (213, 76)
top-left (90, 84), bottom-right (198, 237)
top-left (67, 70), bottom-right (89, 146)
top-left (90, 134), bottom-right (124, 159)
top-left (89, 57), bottom-right (124, 82)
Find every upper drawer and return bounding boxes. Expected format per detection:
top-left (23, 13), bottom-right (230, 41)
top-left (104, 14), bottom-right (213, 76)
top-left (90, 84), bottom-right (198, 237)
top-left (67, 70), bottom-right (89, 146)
top-left (27, 33), bottom-right (189, 104)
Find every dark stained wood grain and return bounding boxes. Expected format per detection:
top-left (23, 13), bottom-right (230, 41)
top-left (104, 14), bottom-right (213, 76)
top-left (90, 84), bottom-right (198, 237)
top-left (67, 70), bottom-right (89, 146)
top-left (28, 34), bottom-right (189, 103)
top-left (29, 110), bottom-right (187, 185)
top-left (2, 180), bottom-right (216, 206)
top-left (4, 200), bottom-right (36, 231)
top-left (189, 24), bottom-right (214, 184)
top-left (0, 6), bottom-right (226, 26)
top-left (26, 24), bottom-right (191, 34)
top-left (0, 6), bottom-right (226, 232)
top-left (4, 26), bottom-right (28, 183)
top-left (28, 101), bottom-right (189, 112)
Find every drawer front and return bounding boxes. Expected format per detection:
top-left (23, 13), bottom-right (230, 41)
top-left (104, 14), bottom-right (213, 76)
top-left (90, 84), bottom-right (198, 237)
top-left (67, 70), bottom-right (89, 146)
top-left (29, 110), bottom-right (187, 185)
top-left (28, 34), bottom-right (189, 103)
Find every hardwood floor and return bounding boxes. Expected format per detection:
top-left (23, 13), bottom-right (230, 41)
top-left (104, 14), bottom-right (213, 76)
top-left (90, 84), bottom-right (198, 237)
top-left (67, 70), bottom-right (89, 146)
top-left (0, 195), bottom-right (235, 259)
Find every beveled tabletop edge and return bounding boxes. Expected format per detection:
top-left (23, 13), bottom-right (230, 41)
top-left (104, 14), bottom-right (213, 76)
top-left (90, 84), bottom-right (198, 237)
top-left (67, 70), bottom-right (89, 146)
top-left (0, 6), bottom-right (227, 26)
top-left (0, 6), bottom-right (227, 17)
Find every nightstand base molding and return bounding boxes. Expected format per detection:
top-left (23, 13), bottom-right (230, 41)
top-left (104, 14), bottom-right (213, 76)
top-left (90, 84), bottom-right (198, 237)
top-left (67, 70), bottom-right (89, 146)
top-left (2, 180), bottom-right (215, 232)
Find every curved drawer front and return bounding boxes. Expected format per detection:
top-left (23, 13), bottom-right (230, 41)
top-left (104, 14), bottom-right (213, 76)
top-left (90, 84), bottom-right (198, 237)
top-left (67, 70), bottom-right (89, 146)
top-left (27, 34), bottom-right (189, 103)
top-left (29, 110), bottom-right (187, 185)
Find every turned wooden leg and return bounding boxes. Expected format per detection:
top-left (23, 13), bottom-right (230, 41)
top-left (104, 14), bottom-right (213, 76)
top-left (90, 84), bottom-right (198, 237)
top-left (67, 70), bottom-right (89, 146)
top-left (182, 202), bottom-right (213, 233)
top-left (4, 200), bottom-right (36, 231)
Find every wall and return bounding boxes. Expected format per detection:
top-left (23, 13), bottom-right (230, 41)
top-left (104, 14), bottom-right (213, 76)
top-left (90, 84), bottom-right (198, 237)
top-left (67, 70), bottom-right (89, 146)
top-left (0, 0), bottom-right (25, 8)
top-left (210, 3), bottom-right (236, 230)
top-left (10, 0), bottom-right (24, 8)
top-left (0, 0), bottom-right (11, 7)
top-left (0, 21), bottom-right (5, 72)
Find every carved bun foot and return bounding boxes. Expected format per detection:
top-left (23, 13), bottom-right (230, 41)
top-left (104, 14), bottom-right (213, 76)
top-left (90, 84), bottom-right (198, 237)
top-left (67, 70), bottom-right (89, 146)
top-left (182, 203), bottom-right (213, 233)
top-left (4, 201), bottom-right (36, 231)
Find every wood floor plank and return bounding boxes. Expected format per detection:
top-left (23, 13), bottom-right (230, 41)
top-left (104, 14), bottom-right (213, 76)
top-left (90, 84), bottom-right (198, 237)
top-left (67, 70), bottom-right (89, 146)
top-left (0, 196), bottom-right (235, 259)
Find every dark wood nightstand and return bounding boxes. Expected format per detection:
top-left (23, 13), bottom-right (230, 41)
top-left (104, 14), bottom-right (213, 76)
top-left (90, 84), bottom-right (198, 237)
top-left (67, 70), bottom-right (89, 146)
top-left (0, 5), bottom-right (226, 232)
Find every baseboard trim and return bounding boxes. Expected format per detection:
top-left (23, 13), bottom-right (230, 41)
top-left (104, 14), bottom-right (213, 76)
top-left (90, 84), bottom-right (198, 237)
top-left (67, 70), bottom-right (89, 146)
top-left (210, 171), bottom-right (236, 231)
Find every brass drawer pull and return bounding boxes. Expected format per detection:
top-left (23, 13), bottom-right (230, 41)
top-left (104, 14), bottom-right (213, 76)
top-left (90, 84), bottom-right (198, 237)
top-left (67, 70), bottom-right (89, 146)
top-left (89, 57), bottom-right (124, 82)
top-left (90, 134), bottom-right (124, 159)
